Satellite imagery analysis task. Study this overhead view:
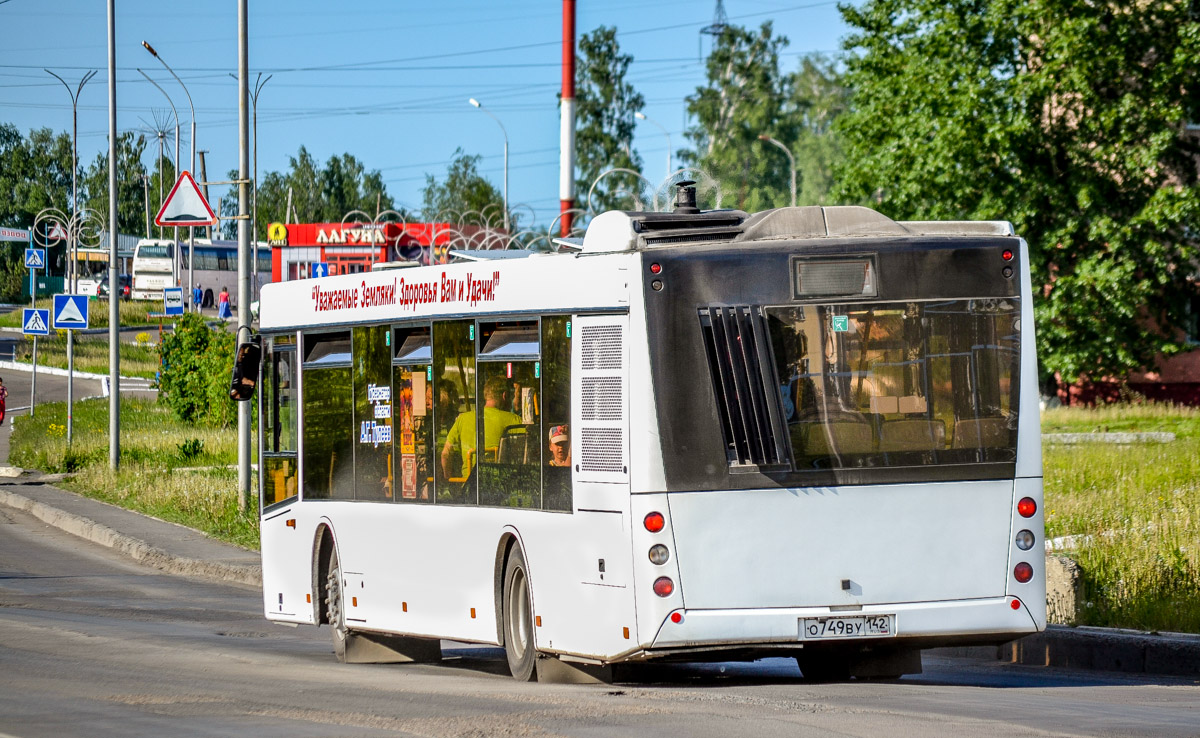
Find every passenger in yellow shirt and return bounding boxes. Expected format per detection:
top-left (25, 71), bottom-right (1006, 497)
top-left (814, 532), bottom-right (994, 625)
top-left (441, 375), bottom-right (522, 481)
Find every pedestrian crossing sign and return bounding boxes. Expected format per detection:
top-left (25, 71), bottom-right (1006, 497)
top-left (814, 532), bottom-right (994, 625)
top-left (24, 248), bottom-right (45, 269)
top-left (22, 308), bottom-right (50, 336)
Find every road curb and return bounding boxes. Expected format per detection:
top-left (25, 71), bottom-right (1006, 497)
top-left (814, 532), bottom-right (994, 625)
top-left (0, 359), bottom-right (150, 383)
top-left (0, 487), bottom-right (261, 588)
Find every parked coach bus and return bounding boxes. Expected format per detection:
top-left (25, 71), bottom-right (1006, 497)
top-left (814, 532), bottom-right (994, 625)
top-left (134, 237), bottom-right (272, 304)
top-left (246, 188), bottom-right (1044, 682)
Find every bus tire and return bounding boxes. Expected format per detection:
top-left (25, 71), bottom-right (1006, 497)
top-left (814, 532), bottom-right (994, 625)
top-left (326, 547), bottom-right (349, 663)
top-left (502, 546), bottom-right (538, 681)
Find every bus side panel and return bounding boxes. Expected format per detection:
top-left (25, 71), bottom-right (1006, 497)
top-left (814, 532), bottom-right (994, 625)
top-left (261, 503), bottom-right (317, 624)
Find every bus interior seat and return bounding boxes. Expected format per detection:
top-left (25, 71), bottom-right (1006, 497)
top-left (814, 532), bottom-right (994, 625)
top-left (952, 417), bottom-right (1011, 448)
top-left (498, 425), bottom-right (532, 464)
top-left (793, 419), bottom-right (875, 457)
top-left (880, 418), bottom-right (946, 451)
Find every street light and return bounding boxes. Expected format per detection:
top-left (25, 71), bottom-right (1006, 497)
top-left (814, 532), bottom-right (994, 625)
top-left (758, 134), bottom-right (797, 208)
top-left (143, 40), bottom-right (197, 299)
top-left (468, 98), bottom-right (509, 233)
top-left (44, 68), bottom-right (96, 294)
top-left (635, 112), bottom-right (671, 182)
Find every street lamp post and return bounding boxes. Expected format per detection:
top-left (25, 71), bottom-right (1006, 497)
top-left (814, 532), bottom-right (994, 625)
top-left (468, 98), bottom-right (509, 233)
top-left (758, 134), bottom-right (797, 208)
top-left (143, 41), bottom-right (197, 300)
top-left (635, 111), bottom-right (672, 182)
top-left (44, 68), bottom-right (97, 294)
top-left (137, 68), bottom-right (179, 259)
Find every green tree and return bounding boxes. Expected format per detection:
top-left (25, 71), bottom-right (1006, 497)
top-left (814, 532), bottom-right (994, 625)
top-left (835, 0), bottom-right (1200, 384)
top-left (420, 148), bottom-right (507, 227)
top-left (158, 312), bottom-right (237, 428)
top-left (574, 26), bottom-right (646, 214)
top-left (681, 22), bottom-right (790, 211)
top-left (782, 54), bottom-right (849, 206)
top-left (0, 124), bottom-right (75, 298)
top-left (80, 130), bottom-right (149, 237)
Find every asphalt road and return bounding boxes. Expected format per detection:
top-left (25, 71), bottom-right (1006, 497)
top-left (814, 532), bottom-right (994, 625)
top-left (1, 505), bottom-right (1198, 738)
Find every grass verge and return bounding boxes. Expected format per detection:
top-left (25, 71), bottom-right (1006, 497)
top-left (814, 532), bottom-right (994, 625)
top-left (8, 336), bottom-right (160, 379)
top-left (1043, 404), bottom-right (1200, 633)
top-left (0, 299), bottom-right (180, 330)
top-left (9, 397), bottom-right (258, 549)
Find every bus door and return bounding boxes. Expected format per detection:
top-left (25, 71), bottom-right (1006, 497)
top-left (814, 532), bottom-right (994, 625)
top-left (259, 333), bottom-right (312, 623)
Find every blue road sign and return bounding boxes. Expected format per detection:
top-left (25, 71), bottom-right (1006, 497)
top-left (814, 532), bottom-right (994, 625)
top-left (163, 286), bottom-right (184, 316)
top-left (24, 248), bottom-right (45, 269)
top-left (22, 308), bottom-right (50, 336)
top-left (311, 262), bottom-right (329, 279)
top-left (52, 294), bottom-right (89, 330)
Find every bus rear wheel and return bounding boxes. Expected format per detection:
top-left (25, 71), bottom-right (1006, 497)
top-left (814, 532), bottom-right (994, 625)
top-left (502, 547), bottom-right (538, 681)
top-left (326, 548), bottom-right (349, 662)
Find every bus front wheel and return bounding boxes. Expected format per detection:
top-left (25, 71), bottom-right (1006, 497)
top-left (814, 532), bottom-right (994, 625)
top-left (326, 548), bottom-right (349, 662)
top-left (502, 546), bottom-right (538, 681)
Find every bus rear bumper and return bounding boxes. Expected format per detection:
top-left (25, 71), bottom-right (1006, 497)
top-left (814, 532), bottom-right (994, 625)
top-left (646, 596), bottom-right (1041, 654)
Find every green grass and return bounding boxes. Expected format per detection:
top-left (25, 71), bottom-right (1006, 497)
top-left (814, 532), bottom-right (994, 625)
top-left (8, 336), bottom-right (161, 379)
top-left (1043, 404), bottom-right (1200, 633)
top-left (0, 299), bottom-right (180, 330)
top-left (9, 397), bottom-right (258, 549)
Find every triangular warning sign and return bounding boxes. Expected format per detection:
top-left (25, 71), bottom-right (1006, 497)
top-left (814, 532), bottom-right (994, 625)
top-left (155, 170), bottom-right (217, 227)
top-left (24, 311), bottom-right (47, 333)
top-left (47, 223), bottom-right (68, 241)
top-left (56, 298), bottom-right (85, 325)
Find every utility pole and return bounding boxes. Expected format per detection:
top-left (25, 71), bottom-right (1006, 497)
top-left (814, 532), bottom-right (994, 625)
top-left (559, 0), bottom-right (576, 236)
top-left (237, 0), bottom-right (253, 509)
top-left (107, 0), bottom-right (120, 470)
top-left (198, 150), bottom-right (212, 240)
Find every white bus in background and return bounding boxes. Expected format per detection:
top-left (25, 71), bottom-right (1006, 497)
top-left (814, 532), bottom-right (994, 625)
top-left (248, 187), bottom-right (1044, 682)
top-left (131, 238), bottom-right (176, 300)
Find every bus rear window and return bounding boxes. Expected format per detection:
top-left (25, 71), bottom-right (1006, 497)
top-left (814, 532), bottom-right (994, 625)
top-left (762, 299), bottom-right (1020, 469)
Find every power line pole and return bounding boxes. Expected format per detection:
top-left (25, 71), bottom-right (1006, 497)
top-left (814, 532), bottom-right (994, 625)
top-left (559, 0), bottom-right (576, 236)
top-left (237, 0), bottom-right (253, 509)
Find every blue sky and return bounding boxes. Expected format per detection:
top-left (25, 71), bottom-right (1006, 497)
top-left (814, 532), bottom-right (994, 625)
top-left (1, 0), bottom-right (852, 227)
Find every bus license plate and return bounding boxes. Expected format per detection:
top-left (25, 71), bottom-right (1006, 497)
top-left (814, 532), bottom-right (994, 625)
top-left (800, 615), bottom-right (894, 640)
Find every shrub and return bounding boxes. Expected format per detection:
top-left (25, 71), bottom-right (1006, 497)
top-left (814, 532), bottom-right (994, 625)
top-left (157, 313), bottom-right (237, 427)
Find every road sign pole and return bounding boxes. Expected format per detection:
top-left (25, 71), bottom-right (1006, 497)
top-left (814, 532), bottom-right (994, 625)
top-left (28, 232), bottom-right (37, 418)
top-left (67, 328), bottom-right (73, 446)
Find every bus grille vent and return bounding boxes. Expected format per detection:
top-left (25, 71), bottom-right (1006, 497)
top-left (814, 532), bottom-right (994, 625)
top-left (580, 428), bottom-right (625, 473)
top-left (582, 377), bottom-right (623, 421)
top-left (580, 325), bottom-right (623, 370)
top-left (699, 306), bottom-right (791, 469)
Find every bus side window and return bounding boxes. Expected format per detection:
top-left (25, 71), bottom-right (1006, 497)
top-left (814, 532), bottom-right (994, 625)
top-left (434, 320), bottom-right (477, 505)
top-left (262, 336), bottom-right (298, 508)
top-left (393, 324), bottom-right (434, 503)
top-left (541, 316), bottom-right (572, 512)
top-left (302, 331), bottom-right (354, 501)
top-left (353, 325), bottom-right (392, 502)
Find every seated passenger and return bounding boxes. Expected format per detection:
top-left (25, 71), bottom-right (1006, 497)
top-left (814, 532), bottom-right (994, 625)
top-left (548, 424), bottom-right (570, 467)
top-left (441, 375), bottom-right (522, 481)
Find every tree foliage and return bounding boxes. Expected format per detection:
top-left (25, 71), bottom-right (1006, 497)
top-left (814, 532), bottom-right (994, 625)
top-left (574, 26), bottom-right (646, 214)
top-left (420, 148), bottom-right (507, 227)
top-left (231, 147), bottom-right (401, 239)
top-left (682, 25), bottom-right (847, 211)
top-left (835, 0), bottom-right (1200, 383)
top-left (158, 312), bottom-right (237, 428)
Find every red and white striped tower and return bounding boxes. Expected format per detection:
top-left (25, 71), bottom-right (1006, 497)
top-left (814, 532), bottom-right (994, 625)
top-left (559, 0), bottom-right (576, 236)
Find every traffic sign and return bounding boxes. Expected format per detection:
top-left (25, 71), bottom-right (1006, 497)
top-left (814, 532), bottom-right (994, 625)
top-left (46, 222), bottom-right (68, 241)
top-left (24, 248), bottom-right (45, 269)
top-left (22, 308), bottom-right (50, 336)
top-left (155, 170), bottom-right (217, 227)
top-left (311, 262), bottom-right (330, 279)
top-left (52, 294), bottom-right (89, 330)
top-left (163, 286), bottom-right (184, 316)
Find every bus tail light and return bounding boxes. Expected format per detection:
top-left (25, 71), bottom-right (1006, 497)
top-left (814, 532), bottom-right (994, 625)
top-left (644, 512), bottom-right (665, 533)
top-left (1013, 562), bottom-right (1033, 583)
top-left (1015, 529), bottom-right (1035, 551)
top-left (1002, 249), bottom-right (1014, 261)
top-left (653, 577), bottom-right (674, 597)
top-left (1017, 497), bottom-right (1037, 518)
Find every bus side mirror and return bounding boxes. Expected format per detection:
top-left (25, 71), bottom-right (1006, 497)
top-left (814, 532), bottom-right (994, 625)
top-left (230, 335), bottom-right (262, 402)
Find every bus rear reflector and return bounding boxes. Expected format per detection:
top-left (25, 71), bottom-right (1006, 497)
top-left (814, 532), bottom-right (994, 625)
top-left (1017, 497), bottom-right (1037, 517)
top-left (1010, 598), bottom-right (1021, 610)
top-left (1002, 249), bottom-right (1014, 261)
top-left (653, 577), bottom-right (674, 597)
top-left (670, 611), bottom-right (683, 623)
top-left (644, 512), bottom-right (665, 533)
top-left (1014, 562), bottom-right (1033, 583)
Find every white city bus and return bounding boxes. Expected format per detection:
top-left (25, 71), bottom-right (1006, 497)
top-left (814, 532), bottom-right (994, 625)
top-left (131, 238), bottom-right (176, 300)
top-left (252, 193), bottom-right (1044, 681)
